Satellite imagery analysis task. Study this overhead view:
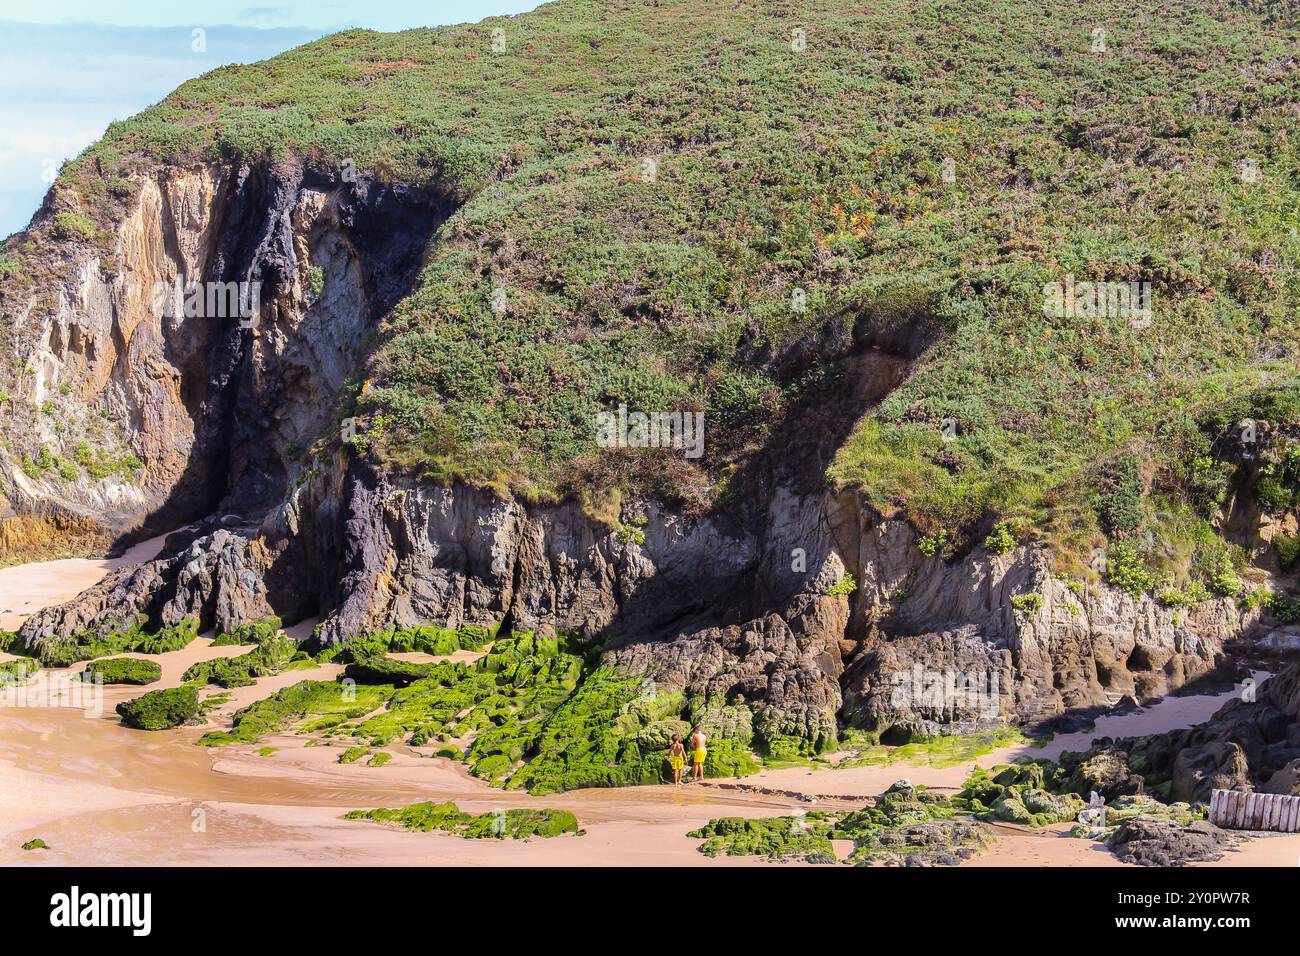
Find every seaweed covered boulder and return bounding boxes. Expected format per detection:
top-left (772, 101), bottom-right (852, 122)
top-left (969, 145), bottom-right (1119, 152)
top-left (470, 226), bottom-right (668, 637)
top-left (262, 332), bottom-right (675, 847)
top-left (342, 654), bottom-right (444, 687)
top-left (211, 617), bottom-right (282, 647)
top-left (955, 763), bottom-right (1083, 826)
top-left (1107, 818), bottom-right (1233, 867)
top-left (116, 685), bottom-right (201, 730)
top-left (689, 782), bottom-right (995, 867)
top-left (81, 657), bottom-right (162, 685)
top-left (845, 819), bottom-right (995, 867)
top-left (0, 657), bottom-right (40, 686)
top-left (345, 801), bottom-right (580, 839)
top-left (690, 814), bottom-right (839, 864)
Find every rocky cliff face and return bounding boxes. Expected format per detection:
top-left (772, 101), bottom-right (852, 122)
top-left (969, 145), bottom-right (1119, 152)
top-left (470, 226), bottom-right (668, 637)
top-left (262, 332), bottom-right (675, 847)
top-left (0, 159), bottom-right (1272, 750)
top-left (14, 452), bottom-right (1260, 748)
top-left (1, 160), bottom-right (448, 541)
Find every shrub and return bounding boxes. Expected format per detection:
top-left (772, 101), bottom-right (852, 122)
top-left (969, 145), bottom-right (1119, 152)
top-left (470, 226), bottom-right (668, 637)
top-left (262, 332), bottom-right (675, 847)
top-left (345, 801), bottom-right (580, 839)
top-left (918, 529), bottom-right (950, 558)
top-left (1105, 542), bottom-right (1157, 598)
top-left (0, 658), bottom-right (40, 685)
top-left (825, 573), bottom-right (858, 597)
top-left (183, 632), bottom-right (297, 687)
top-left (51, 212), bottom-right (99, 242)
top-left (211, 617), bottom-right (282, 646)
top-left (1191, 545), bottom-right (1243, 597)
top-left (1010, 592), bottom-right (1043, 616)
top-left (984, 522), bottom-right (1016, 555)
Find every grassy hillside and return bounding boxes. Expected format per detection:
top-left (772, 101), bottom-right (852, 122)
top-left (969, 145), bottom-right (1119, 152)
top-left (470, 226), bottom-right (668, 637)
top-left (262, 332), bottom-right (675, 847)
top-left (4, 0), bottom-right (1300, 586)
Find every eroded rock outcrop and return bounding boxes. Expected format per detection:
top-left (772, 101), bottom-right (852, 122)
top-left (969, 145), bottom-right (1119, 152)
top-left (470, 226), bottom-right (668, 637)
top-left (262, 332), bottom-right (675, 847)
top-left (15, 456), bottom-right (1260, 749)
top-left (1114, 662), bottom-right (1300, 802)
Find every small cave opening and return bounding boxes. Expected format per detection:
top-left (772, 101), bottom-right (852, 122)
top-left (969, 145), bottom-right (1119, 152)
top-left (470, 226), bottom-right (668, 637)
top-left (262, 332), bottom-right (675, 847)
top-left (879, 724), bottom-right (912, 747)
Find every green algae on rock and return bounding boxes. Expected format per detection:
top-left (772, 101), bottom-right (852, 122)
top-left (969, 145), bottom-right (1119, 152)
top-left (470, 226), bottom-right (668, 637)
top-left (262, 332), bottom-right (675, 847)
top-left (954, 763), bottom-right (1085, 827)
top-left (196, 679), bottom-right (394, 746)
top-left (211, 617), bottom-right (283, 647)
top-left (31, 618), bottom-right (199, 668)
top-left (0, 657), bottom-right (40, 686)
top-left (183, 632), bottom-right (302, 688)
top-left (116, 684), bottom-right (201, 730)
top-left (690, 783), bottom-right (995, 866)
top-left (344, 801), bottom-right (580, 839)
top-left (80, 657), bottom-right (162, 685)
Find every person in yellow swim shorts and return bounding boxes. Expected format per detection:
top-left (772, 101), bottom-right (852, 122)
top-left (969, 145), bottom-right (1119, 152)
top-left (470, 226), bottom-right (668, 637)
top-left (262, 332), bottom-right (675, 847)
top-left (690, 725), bottom-right (707, 782)
top-left (668, 735), bottom-right (687, 785)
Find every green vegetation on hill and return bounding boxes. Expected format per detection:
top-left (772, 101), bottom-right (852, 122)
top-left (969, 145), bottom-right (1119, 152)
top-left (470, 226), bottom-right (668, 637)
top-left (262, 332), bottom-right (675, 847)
top-left (3, 0), bottom-right (1292, 580)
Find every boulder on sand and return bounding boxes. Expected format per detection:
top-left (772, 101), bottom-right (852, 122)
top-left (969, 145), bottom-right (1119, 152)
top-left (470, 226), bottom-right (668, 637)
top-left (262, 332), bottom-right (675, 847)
top-left (1107, 817), bottom-right (1232, 867)
top-left (1063, 746), bottom-right (1144, 802)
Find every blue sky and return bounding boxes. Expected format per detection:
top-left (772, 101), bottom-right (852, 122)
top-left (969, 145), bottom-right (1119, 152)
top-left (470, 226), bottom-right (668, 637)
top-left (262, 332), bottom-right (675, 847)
top-left (0, 2), bottom-right (542, 237)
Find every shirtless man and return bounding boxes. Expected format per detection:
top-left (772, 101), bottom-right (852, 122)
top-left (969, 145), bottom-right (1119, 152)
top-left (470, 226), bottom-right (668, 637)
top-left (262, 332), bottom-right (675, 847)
top-left (690, 725), bottom-right (707, 782)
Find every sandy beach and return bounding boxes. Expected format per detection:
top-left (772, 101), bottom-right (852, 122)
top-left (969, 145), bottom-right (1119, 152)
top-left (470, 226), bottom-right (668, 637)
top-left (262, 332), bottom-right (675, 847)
top-left (2, 547), bottom-right (1297, 868)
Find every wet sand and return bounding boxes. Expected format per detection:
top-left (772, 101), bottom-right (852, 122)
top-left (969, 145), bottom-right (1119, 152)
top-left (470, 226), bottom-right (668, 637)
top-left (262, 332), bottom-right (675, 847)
top-left (3, 546), bottom-right (1299, 867)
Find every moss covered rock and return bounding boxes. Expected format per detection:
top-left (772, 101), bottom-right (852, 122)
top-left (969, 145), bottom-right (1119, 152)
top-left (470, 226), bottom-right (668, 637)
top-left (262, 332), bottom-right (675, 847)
top-left (183, 632), bottom-right (299, 688)
top-left (116, 685), bottom-right (201, 730)
top-left (211, 617), bottom-right (282, 647)
top-left (81, 657), bottom-right (162, 685)
top-left (0, 657), bottom-right (40, 685)
top-left (345, 800), bottom-right (580, 839)
top-left (689, 814), bottom-right (838, 864)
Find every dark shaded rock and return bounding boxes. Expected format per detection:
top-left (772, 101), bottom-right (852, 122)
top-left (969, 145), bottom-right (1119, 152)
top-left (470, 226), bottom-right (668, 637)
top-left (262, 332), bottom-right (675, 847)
top-left (1172, 742), bottom-right (1252, 803)
top-left (1107, 817), bottom-right (1232, 867)
top-left (1263, 758), bottom-right (1300, 796)
top-left (1064, 746), bottom-right (1145, 802)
